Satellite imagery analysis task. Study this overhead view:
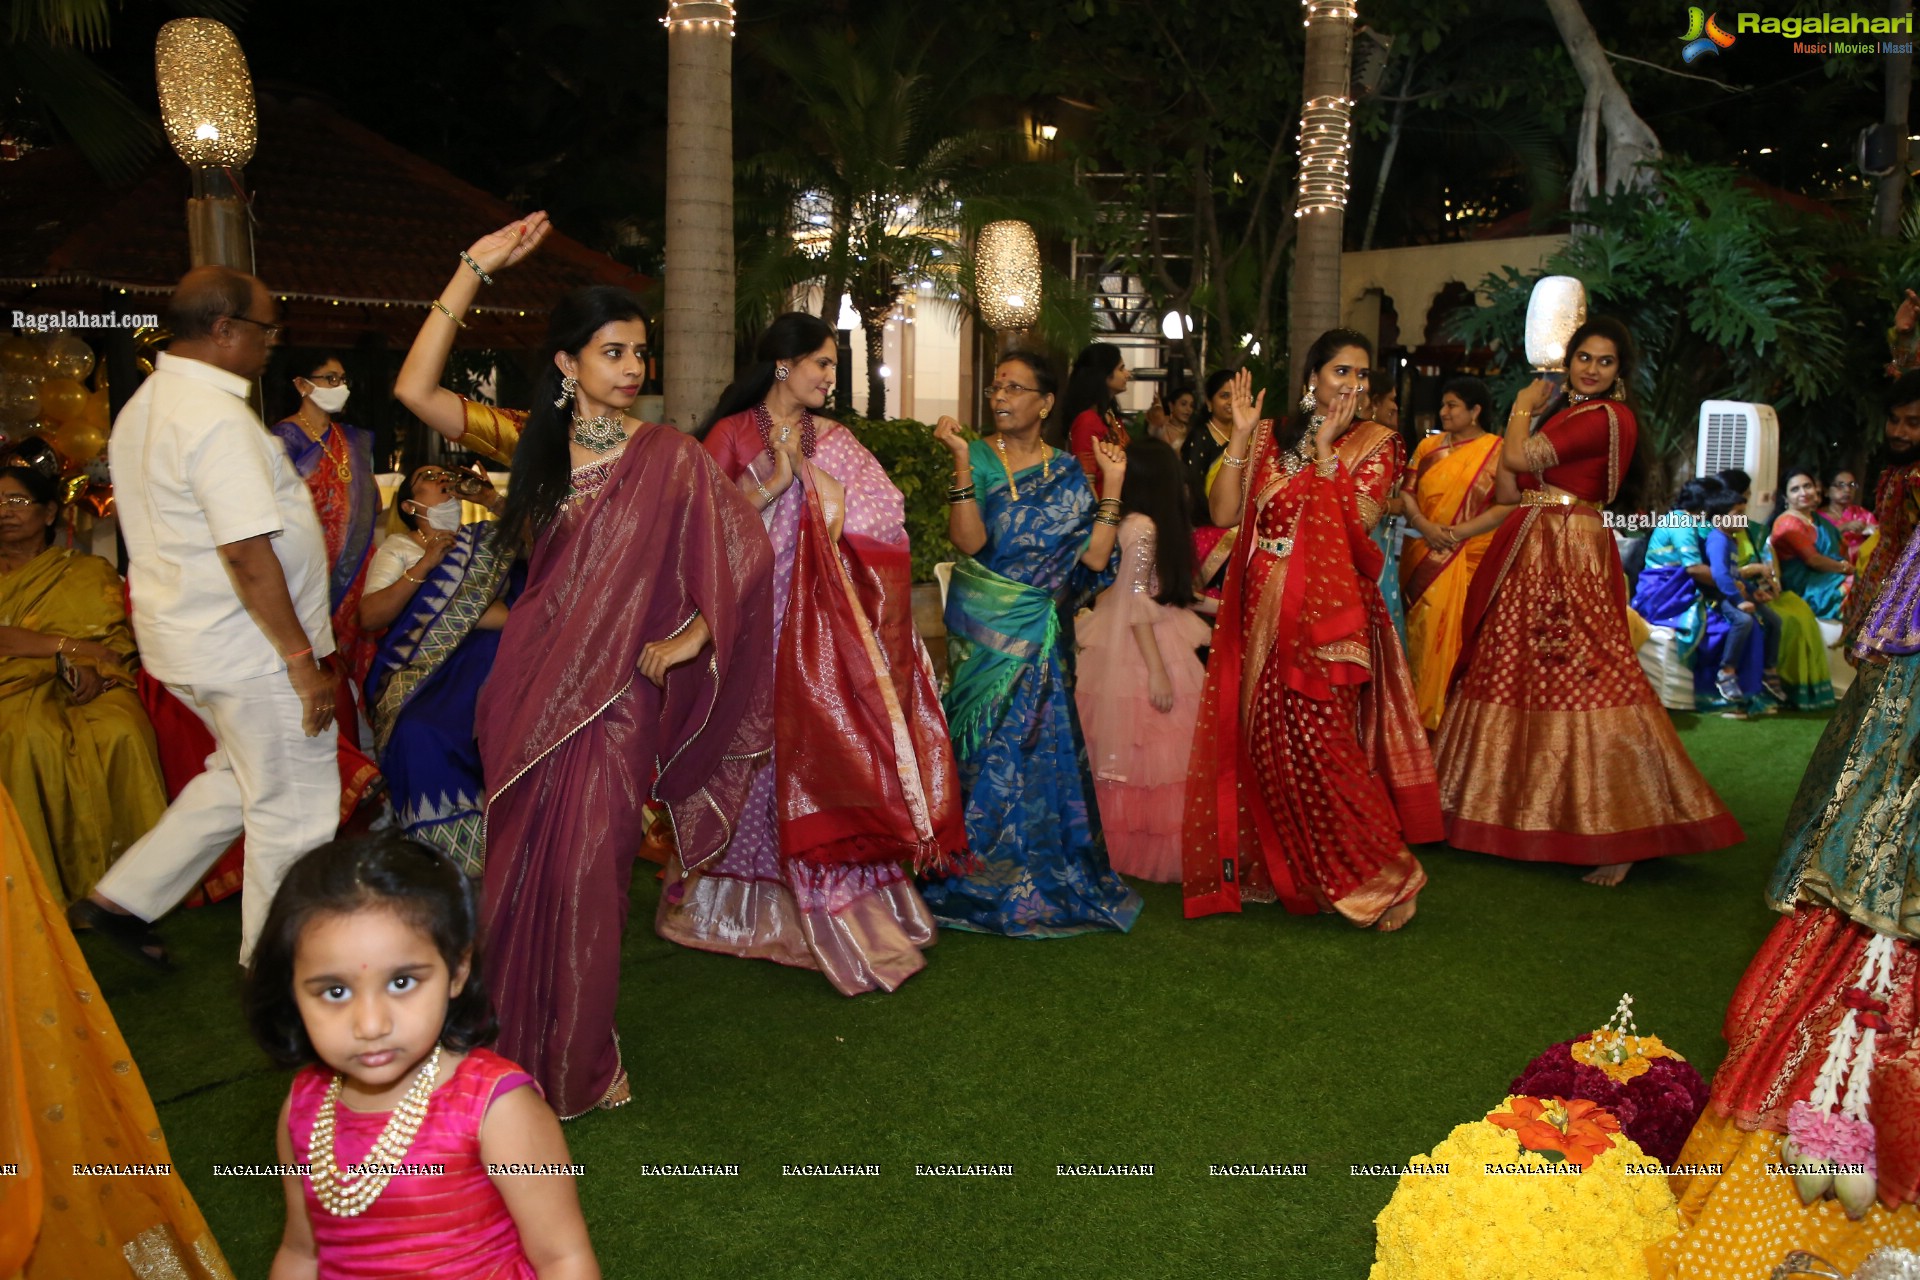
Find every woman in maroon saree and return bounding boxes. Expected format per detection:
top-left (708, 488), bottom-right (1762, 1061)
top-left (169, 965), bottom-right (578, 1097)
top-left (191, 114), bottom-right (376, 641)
top-left (1181, 331), bottom-right (1441, 933)
top-left (396, 216), bottom-right (773, 1117)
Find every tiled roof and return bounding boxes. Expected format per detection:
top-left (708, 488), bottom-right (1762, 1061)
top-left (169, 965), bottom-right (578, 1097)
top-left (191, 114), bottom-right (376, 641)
top-left (0, 90), bottom-right (649, 349)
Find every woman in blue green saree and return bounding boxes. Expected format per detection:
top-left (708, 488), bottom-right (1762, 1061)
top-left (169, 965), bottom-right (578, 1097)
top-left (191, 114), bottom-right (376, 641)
top-left (1771, 469), bottom-right (1855, 623)
top-left (921, 352), bottom-right (1141, 937)
top-left (360, 466), bottom-right (522, 875)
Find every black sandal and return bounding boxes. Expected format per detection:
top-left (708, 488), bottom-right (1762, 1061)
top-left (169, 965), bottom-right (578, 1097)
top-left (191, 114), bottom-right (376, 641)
top-left (66, 899), bottom-right (172, 971)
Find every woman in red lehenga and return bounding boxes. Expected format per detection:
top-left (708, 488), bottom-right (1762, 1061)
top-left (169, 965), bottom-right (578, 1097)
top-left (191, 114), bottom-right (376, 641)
top-left (1433, 317), bottom-right (1742, 885)
top-left (1181, 330), bottom-right (1442, 933)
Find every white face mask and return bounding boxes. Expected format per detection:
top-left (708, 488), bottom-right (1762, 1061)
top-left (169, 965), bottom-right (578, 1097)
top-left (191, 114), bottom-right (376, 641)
top-left (414, 498), bottom-right (461, 532)
top-left (304, 382), bottom-right (350, 414)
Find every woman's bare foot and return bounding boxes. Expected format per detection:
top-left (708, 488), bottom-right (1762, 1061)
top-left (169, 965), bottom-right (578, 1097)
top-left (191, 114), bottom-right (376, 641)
top-left (1374, 898), bottom-right (1417, 932)
top-left (1582, 863), bottom-right (1631, 887)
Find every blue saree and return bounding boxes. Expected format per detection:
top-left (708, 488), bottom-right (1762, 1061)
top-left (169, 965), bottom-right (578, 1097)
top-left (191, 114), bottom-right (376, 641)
top-left (919, 438), bottom-right (1141, 937)
top-left (364, 523), bottom-right (523, 875)
top-left (1776, 511), bottom-right (1849, 621)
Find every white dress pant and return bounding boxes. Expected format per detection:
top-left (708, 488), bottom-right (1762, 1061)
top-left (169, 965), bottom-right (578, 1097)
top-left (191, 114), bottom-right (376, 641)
top-left (94, 668), bottom-right (340, 963)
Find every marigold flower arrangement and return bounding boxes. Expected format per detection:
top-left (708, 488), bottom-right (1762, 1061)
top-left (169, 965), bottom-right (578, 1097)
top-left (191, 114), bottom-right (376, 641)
top-left (1369, 1096), bottom-right (1679, 1280)
top-left (1508, 993), bottom-right (1709, 1166)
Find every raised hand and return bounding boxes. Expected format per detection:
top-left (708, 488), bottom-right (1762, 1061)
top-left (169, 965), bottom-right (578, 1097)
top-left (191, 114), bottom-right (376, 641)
top-left (466, 212), bottom-right (553, 278)
top-left (1315, 385), bottom-right (1359, 454)
top-left (1228, 368), bottom-right (1265, 437)
top-left (1092, 437), bottom-right (1127, 491)
top-left (933, 415), bottom-right (970, 463)
top-left (1512, 376), bottom-right (1557, 419)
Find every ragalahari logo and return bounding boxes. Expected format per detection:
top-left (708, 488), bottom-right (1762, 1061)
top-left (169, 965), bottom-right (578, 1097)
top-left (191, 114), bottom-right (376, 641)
top-left (1680, 7), bottom-right (1737, 62)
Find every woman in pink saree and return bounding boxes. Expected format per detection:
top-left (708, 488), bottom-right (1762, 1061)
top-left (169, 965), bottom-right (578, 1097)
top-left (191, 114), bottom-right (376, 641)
top-left (396, 215), bottom-right (773, 1118)
top-left (659, 314), bottom-right (964, 994)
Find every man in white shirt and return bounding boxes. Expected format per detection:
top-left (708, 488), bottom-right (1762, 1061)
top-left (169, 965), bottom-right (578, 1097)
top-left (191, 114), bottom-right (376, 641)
top-left (71, 266), bottom-right (340, 967)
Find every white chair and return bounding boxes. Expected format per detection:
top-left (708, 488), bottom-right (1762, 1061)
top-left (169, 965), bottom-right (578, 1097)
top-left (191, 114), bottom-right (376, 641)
top-left (934, 561), bottom-right (954, 612)
top-left (1637, 625), bottom-right (1697, 712)
top-left (1818, 618), bottom-right (1855, 698)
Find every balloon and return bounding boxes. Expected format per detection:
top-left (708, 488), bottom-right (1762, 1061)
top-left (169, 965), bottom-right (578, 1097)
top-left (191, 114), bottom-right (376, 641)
top-left (0, 335), bottom-right (41, 374)
top-left (53, 418), bottom-right (107, 466)
top-left (80, 394), bottom-right (110, 431)
top-left (42, 332), bottom-right (95, 382)
top-left (37, 377), bottom-right (88, 426)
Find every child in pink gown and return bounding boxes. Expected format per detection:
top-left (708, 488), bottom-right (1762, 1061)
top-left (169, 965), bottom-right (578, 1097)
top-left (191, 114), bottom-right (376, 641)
top-left (1076, 439), bottom-right (1211, 882)
top-left (246, 836), bottom-right (599, 1279)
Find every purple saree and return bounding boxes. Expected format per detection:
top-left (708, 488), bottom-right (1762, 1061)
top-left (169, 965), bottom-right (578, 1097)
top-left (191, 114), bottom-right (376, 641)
top-left (467, 406), bottom-right (774, 1118)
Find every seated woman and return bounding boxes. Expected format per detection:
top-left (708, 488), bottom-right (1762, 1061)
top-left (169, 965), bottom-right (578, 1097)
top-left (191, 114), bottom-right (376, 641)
top-left (1771, 467), bottom-right (1854, 622)
top-left (361, 464), bottom-right (518, 876)
top-left (0, 456), bottom-right (167, 905)
top-left (1822, 468), bottom-right (1876, 564)
top-left (1629, 479), bottom-right (1716, 708)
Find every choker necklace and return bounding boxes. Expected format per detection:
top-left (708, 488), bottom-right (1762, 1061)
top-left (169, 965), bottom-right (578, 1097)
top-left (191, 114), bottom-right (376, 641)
top-left (572, 413), bottom-right (629, 453)
top-left (995, 433), bottom-right (1051, 501)
top-left (1279, 417), bottom-right (1323, 475)
top-left (309, 1044), bottom-right (441, 1218)
top-left (753, 403), bottom-right (817, 458)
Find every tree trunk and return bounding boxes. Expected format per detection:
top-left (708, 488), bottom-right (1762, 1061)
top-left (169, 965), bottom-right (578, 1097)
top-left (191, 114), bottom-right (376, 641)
top-left (1361, 57), bottom-right (1416, 252)
top-left (1287, 1), bottom-right (1355, 393)
top-left (1874, 0), bottom-right (1913, 238)
top-left (663, 3), bottom-right (737, 430)
top-left (1544, 0), bottom-right (1660, 209)
top-left (860, 307), bottom-right (890, 419)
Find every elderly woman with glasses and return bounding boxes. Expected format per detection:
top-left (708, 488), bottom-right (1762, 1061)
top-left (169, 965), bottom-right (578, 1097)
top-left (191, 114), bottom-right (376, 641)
top-left (920, 350), bottom-right (1141, 937)
top-left (0, 454), bottom-right (168, 905)
top-left (1822, 469), bottom-right (1876, 564)
top-left (358, 463), bottom-right (519, 875)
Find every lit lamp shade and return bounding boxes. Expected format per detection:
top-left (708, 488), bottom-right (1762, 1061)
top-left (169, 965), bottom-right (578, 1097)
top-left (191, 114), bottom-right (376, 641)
top-left (155, 18), bottom-right (258, 169)
top-left (1524, 275), bottom-right (1587, 372)
top-left (976, 221), bottom-right (1042, 331)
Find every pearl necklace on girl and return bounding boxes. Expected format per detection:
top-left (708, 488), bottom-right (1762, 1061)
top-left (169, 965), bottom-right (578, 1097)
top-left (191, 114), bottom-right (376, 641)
top-left (308, 1044), bottom-right (442, 1218)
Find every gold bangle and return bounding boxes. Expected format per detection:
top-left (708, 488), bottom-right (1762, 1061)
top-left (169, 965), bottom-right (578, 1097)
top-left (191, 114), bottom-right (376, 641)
top-left (430, 298), bottom-right (467, 328)
top-left (1220, 452), bottom-right (1249, 468)
top-left (401, 568), bottom-right (424, 584)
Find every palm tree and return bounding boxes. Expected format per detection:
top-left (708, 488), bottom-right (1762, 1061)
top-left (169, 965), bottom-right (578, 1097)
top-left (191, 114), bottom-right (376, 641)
top-left (747, 13), bottom-right (1090, 418)
top-left (1287, 0), bottom-right (1356, 390)
top-left (663, 1), bottom-right (737, 429)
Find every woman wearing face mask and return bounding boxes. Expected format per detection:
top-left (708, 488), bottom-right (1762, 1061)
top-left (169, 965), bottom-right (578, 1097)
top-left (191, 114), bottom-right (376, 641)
top-left (270, 354), bottom-right (379, 698)
top-left (1434, 316), bottom-right (1743, 886)
top-left (1181, 330), bottom-right (1440, 933)
top-left (358, 464), bottom-right (520, 875)
top-left (394, 214), bottom-right (773, 1118)
top-left (656, 314), bottom-right (964, 994)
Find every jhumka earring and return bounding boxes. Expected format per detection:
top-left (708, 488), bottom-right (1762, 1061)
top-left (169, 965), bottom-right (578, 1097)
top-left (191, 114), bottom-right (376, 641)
top-left (1609, 382), bottom-right (1627, 401)
top-left (1299, 387), bottom-right (1317, 413)
top-left (554, 374), bottom-right (579, 409)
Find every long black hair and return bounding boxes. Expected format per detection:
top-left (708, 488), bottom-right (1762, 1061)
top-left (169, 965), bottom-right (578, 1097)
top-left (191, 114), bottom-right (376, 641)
top-left (243, 835), bottom-right (497, 1069)
top-left (1280, 328), bottom-right (1374, 453)
top-left (1052, 342), bottom-right (1124, 447)
top-left (698, 312), bottom-right (836, 437)
top-left (1119, 437), bottom-right (1196, 605)
top-left (494, 286), bottom-right (650, 548)
top-left (1540, 315), bottom-right (1651, 513)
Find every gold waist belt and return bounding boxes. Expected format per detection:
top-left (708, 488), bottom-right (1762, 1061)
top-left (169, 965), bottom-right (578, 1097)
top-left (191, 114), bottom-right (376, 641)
top-left (1521, 489), bottom-right (1582, 508)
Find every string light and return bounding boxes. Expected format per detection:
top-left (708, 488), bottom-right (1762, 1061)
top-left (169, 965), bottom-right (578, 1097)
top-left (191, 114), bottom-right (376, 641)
top-left (976, 220), bottom-right (1042, 331)
top-left (1295, 94), bottom-right (1354, 217)
top-left (661, 1), bottom-right (736, 37)
top-left (154, 18), bottom-right (257, 168)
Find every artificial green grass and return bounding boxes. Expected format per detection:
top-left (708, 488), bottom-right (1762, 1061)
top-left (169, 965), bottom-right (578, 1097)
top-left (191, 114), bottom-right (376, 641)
top-left (93, 710), bottom-right (1827, 1278)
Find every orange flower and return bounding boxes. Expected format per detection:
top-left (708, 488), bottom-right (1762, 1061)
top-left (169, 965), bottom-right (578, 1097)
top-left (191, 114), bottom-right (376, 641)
top-left (1488, 1097), bottom-right (1623, 1168)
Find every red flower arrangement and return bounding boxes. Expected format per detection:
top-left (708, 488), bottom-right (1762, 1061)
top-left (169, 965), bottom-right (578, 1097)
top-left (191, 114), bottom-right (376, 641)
top-left (1509, 1036), bottom-right (1708, 1167)
top-left (1487, 1097), bottom-right (1623, 1167)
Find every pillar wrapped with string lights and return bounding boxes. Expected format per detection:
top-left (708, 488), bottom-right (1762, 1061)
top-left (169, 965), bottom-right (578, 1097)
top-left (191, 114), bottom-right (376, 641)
top-left (154, 17), bottom-right (258, 271)
top-left (1287, 0), bottom-right (1357, 390)
top-left (975, 220), bottom-right (1042, 350)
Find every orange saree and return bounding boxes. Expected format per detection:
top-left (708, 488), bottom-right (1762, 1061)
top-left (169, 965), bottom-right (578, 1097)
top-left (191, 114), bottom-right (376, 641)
top-left (1399, 432), bottom-right (1500, 730)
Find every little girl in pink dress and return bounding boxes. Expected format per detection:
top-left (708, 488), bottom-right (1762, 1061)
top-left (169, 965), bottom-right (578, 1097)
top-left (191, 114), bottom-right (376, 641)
top-left (1075, 439), bottom-right (1211, 882)
top-left (246, 835), bottom-right (599, 1279)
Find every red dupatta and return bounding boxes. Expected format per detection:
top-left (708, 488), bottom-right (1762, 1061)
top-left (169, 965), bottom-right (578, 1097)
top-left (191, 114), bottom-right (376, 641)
top-left (1179, 419), bottom-right (1383, 918)
top-left (702, 411), bottom-right (965, 874)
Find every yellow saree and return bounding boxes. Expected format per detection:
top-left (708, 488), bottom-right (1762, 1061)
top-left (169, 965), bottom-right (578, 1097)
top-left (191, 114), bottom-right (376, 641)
top-left (0, 547), bottom-right (166, 905)
top-left (1399, 432), bottom-right (1501, 730)
top-left (0, 782), bottom-right (233, 1278)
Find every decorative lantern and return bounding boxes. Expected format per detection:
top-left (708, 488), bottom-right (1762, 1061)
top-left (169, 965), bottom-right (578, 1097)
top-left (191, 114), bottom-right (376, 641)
top-left (976, 221), bottom-right (1042, 333)
top-left (1525, 276), bottom-right (1588, 372)
top-left (155, 19), bottom-right (257, 169)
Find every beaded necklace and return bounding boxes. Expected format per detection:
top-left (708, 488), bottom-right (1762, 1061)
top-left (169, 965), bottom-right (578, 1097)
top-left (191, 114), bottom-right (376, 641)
top-left (753, 403), bottom-right (816, 458)
top-left (307, 1044), bottom-right (442, 1218)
